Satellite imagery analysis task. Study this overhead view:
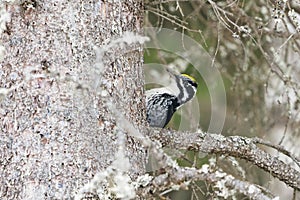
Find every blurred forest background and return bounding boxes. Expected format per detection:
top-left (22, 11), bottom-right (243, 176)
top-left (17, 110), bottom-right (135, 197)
top-left (144, 0), bottom-right (300, 199)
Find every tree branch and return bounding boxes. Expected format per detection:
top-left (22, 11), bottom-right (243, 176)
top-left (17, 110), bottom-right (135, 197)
top-left (147, 166), bottom-right (276, 200)
top-left (148, 129), bottom-right (300, 191)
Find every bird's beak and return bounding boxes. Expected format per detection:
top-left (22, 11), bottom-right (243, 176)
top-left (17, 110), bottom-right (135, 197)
top-left (166, 68), bottom-right (177, 78)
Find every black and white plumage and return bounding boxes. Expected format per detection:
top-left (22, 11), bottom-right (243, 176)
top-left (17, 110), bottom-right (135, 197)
top-left (146, 72), bottom-right (198, 128)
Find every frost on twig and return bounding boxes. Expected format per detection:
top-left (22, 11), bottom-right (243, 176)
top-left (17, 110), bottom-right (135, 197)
top-left (75, 131), bottom-right (135, 200)
top-left (133, 143), bottom-right (277, 199)
top-left (137, 158), bottom-right (276, 200)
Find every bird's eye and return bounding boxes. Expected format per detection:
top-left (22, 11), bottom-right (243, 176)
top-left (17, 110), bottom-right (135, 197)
top-left (188, 80), bottom-right (198, 88)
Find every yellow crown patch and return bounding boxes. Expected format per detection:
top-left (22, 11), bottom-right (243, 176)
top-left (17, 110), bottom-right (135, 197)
top-left (181, 74), bottom-right (196, 83)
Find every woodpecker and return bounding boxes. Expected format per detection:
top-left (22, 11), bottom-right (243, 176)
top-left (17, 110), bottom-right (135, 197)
top-left (146, 71), bottom-right (198, 128)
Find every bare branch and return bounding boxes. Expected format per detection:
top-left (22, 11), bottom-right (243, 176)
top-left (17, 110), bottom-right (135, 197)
top-left (141, 165), bottom-right (276, 200)
top-left (148, 129), bottom-right (300, 191)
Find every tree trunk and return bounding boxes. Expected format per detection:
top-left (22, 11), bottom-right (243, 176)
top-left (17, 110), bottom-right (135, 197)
top-left (0, 1), bottom-right (145, 199)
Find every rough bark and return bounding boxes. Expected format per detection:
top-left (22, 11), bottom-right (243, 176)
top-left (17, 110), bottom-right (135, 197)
top-left (0, 1), bottom-right (145, 199)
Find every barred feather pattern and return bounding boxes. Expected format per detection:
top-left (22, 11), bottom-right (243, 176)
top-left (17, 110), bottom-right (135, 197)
top-left (146, 92), bottom-right (179, 128)
top-left (146, 74), bottom-right (198, 128)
